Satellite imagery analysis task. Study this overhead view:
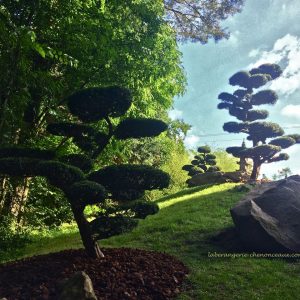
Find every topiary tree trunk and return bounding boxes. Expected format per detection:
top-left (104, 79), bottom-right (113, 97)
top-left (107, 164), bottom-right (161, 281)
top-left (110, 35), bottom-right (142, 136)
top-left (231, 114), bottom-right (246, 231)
top-left (250, 160), bottom-right (261, 181)
top-left (71, 203), bottom-right (104, 258)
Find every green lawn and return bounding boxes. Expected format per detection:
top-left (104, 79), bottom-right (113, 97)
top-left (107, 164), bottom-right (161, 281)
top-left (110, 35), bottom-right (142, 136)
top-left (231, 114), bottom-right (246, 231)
top-left (2, 183), bottom-right (300, 299)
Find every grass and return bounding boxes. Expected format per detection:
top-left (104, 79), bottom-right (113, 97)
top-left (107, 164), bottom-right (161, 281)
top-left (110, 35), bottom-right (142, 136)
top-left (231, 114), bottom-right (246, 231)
top-left (2, 183), bottom-right (300, 299)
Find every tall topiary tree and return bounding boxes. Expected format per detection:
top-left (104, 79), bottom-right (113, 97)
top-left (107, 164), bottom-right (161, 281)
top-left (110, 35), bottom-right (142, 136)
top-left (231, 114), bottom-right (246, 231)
top-left (182, 145), bottom-right (220, 177)
top-left (0, 86), bottom-right (170, 258)
top-left (218, 63), bottom-right (300, 180)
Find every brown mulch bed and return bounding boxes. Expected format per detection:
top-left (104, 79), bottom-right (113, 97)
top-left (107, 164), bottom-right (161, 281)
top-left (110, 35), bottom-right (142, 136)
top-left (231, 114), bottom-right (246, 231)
top-left (0, 248), bottom-right (189, 300)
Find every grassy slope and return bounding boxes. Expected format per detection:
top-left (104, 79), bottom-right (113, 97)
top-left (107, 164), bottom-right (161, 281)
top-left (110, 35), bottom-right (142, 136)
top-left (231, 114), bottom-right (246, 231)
top-left (3, 183), bottom-right (300, 299)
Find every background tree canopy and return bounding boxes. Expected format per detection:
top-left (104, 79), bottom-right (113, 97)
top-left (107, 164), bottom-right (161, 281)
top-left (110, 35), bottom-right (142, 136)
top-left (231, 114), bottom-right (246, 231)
top-left (0, 0), bottom-right (244, 234)
top-left (164, 0), bottom-right (244, 43)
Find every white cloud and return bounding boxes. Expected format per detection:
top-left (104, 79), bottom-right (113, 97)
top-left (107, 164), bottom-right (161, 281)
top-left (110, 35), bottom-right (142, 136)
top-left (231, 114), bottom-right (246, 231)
top-left (285, 144), bottom-right (300, 156)
top-left (294, 169), bottom-right (300, 175)
top-left (248, 48), bottom-right (260, 58)
top-left (282, 123), bottom-right (300, 128)
top-left (228, 30), bottom-right (240, 46)
top-left (281, 104), bottom-right (300, 118)
top-left (249, 34), bottom-right (300, 96)
top-left (168, 108), bottom-right (183, 120)
top-left (184, 134), bottom-right (200, 149)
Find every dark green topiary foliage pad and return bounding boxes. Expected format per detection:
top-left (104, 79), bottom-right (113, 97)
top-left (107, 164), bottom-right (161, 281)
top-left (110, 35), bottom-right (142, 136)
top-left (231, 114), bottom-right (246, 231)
top-left (59, 154), bottom-right (93, 173)
top-left (0, 148), bottom-right (55, 160)
top-left (66, 180), bottom-right (107, 207)
top-left (47, 123), bottom-right (97, 138)
top-left (0, 158), bottom-right (84, 191)
top-left (111, 189), bottom-right (145, 202)
top-left (88, 164), bottom-right (170, 192)
top-left (0, 157), bottom-right (43, 177)
top-left (269, 136), bottom-right (296, 149)
top-left (67, 86), bottom-right (132, 122)
top-left (90, 215), bottom-right (139, 240)
top-left (130, 201), bottom-right (159, 219)
top-left (115, 118), bottom-right (168, 139)
top-left (37, 161), bottom-right (85, 190)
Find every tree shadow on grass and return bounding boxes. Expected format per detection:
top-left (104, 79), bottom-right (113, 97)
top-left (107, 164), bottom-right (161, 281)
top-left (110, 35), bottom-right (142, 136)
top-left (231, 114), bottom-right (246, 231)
top-left (155, 184), bottom-right (215, 204)
top-left (209, 227), bottom-right (246, 253)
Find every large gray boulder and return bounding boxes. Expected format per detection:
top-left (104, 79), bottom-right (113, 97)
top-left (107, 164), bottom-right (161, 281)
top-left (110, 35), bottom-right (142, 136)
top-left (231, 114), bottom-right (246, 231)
top-left (58, 271), bottom-right (97, 300)
top-left (231, 175), bottom-right (300, 252)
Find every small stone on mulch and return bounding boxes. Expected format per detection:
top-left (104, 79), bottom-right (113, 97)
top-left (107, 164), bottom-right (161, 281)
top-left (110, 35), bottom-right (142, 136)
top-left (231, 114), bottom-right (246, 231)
top-left (0, 248), bottom-right (188, 300)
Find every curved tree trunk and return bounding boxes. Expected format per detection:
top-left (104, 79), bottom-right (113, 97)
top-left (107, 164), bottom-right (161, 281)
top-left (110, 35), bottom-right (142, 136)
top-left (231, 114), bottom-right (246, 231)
top-left (250, 159), bottom-right (261, 180)
top-left (71, 204), bottom-right (104, 259)
top-left (239, 157), bottom-right (247, 172)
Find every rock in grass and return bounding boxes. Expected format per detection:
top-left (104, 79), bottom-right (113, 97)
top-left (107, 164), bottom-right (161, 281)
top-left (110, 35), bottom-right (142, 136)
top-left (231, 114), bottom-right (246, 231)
top-left (231, 175), bottom-right (300, 253)
top-left (58, 271), bottom-right (97, 300)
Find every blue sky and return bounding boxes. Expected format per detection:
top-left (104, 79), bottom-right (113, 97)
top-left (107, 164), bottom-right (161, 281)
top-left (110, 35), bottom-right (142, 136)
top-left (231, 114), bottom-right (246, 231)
top-left (169, 0), bottom-right (300, 178)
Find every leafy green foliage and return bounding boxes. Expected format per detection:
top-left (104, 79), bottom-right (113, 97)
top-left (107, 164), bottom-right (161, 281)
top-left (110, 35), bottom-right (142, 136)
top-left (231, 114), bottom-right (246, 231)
top-left (0, 215), bottom-right (31, 252)
top-left (287, 134), bottom-right (300, 143)
top-left (0, 148), bottom-right (55, 160)
top-left (66, 181), bottom-right (107, 207)
top-left (247, 110), bottom-right (269, 121)
top-left (24, 177), bottom-right (73, 228)
top-left (226, 146), bottom-right (245, 158)
top-left (67, 87), bottom-right (132, 122)
top-left (223, 122), bottom-right (247, 133)
top-left (0, 158), bottom-right (42, 176)
top-left (164, 0), bottom-right (244, 43)
top-left (90, 199), bottom-right (159, 240)
top-left (269, 137), bottom-right (296, 149)
top-left (89, 164), bottom-right (170, 193)
top-left (90, 215), bottom-right (139, 240)
top-left (58, 154), bottom-right (93, 173)
top-left (0, 0), bottom-right (192, 255)
top-left (251, 90), bottom-right (278, 105)
top-left (129, 201), bottom-right (159, 219)
top-left (0, 82), bottom-right (171, 257)
top-left (229, 71), bottom-right (251, 88)
top-left (37, 161), bottom-right (85, 190)
top-left (248, 122), bottom-right (284, 143)
top-left (47, 123), bottom-right (97, 138)
top-left (242, 144), bottom-right (281, 158)
top-left (250, 63), bottom-right (282, 79)
top-left (197, 145), bottom-right (211, 153)
top-left (114, 118), bottom-right (168, 139)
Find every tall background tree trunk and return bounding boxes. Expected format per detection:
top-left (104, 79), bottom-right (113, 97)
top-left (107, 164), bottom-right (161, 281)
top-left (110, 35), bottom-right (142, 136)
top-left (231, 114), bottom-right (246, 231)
top-left (10, 177), bottom-right (31, 224)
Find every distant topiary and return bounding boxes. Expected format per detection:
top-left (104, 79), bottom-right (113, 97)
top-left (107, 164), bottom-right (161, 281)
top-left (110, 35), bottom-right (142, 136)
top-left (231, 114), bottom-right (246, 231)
top-left (218, 63), bottom-right (300, 180)
top-left (182, 145), bottom-right (220, 178)
top-left (0, 86), bottom-right (170, 258)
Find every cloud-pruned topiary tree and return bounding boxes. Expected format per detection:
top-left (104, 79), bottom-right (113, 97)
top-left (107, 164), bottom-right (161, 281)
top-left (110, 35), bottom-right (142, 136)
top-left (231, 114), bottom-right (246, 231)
top-left (182, 145), bottom-right (220, 178)
top-left (0, 86), bottom-right (170, 258)
top-left (218, 63), bottom-right (300, 180)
